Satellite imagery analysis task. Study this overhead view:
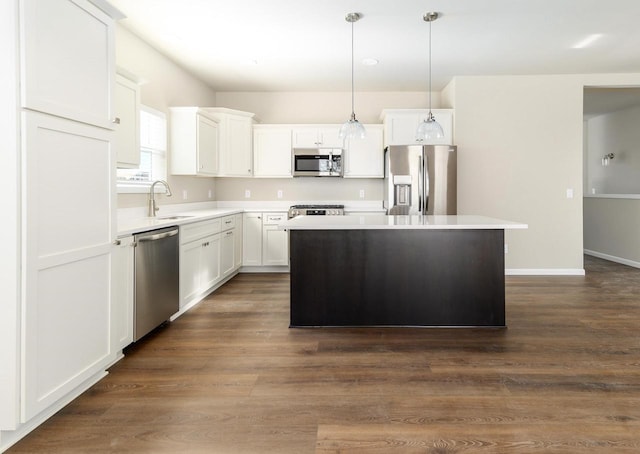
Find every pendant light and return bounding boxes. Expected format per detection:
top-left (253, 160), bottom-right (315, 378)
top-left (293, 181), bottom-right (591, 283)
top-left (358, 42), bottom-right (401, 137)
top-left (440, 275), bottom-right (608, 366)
top-left (339, 12), bottom-right (366, 140)
top-left (415, 12), bottom-right (444, 141)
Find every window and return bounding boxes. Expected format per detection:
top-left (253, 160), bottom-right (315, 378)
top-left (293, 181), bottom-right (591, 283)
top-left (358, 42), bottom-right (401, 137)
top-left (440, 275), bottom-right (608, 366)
top-left (117, 106), bottom-right (167, 192)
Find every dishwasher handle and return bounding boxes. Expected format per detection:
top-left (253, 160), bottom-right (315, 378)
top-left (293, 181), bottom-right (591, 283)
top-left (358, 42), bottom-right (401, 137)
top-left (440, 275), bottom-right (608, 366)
top-left (137, 229), bottom-right (178, 242)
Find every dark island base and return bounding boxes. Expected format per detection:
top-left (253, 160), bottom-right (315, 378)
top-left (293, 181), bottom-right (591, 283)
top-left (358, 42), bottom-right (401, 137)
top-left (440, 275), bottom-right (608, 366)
top-left (289, 229), bottom-right (505, 328)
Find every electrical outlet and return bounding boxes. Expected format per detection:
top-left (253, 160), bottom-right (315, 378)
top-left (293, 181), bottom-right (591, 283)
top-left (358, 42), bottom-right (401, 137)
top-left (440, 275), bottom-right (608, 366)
top-left (245, 189), bottom-right (251, 198)
top-left (504, 244), bottom-right (509, 254)
top-left (208, 189), bottom-right (212, 199)
top-left (182, 189), bottom-right (188, 200)
top-left (566, 188), bottom-right (574, 199)
top-left (277, 190), bottom-right (283, 199)
top-left (359, 189), bottom-right (365, 199)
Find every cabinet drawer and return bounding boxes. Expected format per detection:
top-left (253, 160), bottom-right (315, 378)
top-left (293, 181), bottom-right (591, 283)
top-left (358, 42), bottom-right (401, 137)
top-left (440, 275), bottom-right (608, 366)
top-left (263, 213), bottom-right (286, 225)
top-left (221, 215), bottom-right (235, 231)
top-left (180, 218), bottom-right (221, 244)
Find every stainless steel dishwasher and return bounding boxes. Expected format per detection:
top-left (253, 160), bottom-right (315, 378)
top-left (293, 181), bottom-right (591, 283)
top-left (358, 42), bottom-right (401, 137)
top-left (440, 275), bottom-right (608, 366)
top-left (133, 226), bottom-right (179, 341)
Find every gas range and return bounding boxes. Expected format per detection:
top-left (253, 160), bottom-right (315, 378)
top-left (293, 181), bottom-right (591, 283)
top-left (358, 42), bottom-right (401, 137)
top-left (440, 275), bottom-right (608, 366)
top-left (288, 204), bottom-right (345, 219)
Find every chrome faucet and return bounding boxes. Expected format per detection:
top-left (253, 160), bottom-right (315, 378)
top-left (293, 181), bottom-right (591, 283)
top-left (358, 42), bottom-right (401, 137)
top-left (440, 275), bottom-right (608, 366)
top-left (148, 180), bottom-right (172, 217)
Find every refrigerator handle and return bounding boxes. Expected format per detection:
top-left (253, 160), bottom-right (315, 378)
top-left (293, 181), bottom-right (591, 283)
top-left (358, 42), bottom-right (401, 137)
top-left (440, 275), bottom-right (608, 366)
top-left (424, 152), bottom-right (430, 214)
top-left (417, 155), bottom-right (423, 214)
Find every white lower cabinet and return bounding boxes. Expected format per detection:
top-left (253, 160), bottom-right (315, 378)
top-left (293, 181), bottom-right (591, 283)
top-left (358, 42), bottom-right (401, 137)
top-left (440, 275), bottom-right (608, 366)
top-left (221, 230), bottom-right (234, 277)
top-left (262, 213), bottom-right (288, 266)
top-left (220, 215), bottom-right (236, 277)
top-left (234, 214), bottom-right (243, 268)
top-left (242, 213), bottom-right (263, 266)
top-left (242, 212), bottom-right (289, 268)
top-left (179, 214), bottom-right (242, 310)
top-left (179, 220), bottom-right (222, 309)
top-left (111, 236), bottom-right (134, 352)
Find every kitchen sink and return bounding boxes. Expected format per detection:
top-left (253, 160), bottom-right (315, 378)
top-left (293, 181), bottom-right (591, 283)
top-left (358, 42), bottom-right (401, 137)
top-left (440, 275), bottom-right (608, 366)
top-left (157, 215), bottom-right (194, 220)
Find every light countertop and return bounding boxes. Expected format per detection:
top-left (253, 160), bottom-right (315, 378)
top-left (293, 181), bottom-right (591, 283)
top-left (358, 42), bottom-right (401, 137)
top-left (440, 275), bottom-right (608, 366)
top-left (280, 215), bottom-right (528, 230)
top-left (118, 208), bottom-right (243, 236)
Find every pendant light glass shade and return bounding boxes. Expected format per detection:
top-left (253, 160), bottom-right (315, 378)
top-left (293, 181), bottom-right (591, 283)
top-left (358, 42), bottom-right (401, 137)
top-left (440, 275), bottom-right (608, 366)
top-left (416, 111), bottom-right (444, 140)
top-left (339, 12), bottom-right (366, 140)
top-left (416, 12), bottom-right (444, 142)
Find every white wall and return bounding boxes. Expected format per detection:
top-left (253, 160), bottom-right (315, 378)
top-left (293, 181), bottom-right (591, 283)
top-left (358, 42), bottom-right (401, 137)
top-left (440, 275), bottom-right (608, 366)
top-left (584, 105), bottom-right (640, 194)
top-left (449, 73), bottom-right (640, 272)
top-left (115, 25), bottom-right (218, 209)
top-left (215, 91), bottom-right (439, 124)
top-left (450, 75), bottom-right (584, 271)
top-left (584, 197), bottom-right (640, 267)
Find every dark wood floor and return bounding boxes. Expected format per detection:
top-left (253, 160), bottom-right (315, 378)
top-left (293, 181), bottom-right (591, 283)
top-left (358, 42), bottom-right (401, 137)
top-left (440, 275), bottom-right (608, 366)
top-left (8, 256), bottom-right (640, 453)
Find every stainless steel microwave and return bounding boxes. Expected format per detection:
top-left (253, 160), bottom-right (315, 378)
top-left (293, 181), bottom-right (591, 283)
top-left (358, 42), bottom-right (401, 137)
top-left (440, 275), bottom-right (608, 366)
top-left (292, 148), bottom-right (343, 177)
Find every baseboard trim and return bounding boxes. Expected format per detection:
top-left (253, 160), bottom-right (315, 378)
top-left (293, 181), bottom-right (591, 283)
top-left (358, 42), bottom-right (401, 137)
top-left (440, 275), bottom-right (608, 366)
top-left (506, 268), bottom-right (586, 276)
top-left (171, 271), bottom-right (240, 321)
top-left (239, 266), bottom-right (290, 273)
top-left (584, 249), bottom-right (640, 269)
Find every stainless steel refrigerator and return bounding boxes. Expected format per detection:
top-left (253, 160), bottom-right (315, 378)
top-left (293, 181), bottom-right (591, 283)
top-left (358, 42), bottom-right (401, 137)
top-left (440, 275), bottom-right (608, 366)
top-left (383, 145), bottom-right (457, 215)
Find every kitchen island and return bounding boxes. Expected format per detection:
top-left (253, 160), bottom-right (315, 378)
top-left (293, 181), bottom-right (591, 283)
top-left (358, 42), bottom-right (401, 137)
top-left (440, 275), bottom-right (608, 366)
top-left (281, 215), bottom-right (527, 328)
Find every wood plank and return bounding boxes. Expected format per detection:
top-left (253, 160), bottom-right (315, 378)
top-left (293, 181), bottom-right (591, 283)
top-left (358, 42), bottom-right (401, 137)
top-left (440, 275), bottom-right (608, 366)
top-left (8, 256), bottom-right (640, 453)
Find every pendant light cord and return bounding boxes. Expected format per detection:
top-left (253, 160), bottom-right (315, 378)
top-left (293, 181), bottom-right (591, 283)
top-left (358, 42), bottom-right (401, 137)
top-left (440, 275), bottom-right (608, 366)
top-left (351, 18), bottom-right (355, 120)
top-left (428, 16), bottom-right (432, 117)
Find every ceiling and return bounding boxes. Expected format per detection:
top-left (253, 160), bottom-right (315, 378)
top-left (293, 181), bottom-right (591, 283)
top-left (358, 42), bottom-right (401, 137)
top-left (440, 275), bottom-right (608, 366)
top-left (111, 0), bottom-right (640, 94)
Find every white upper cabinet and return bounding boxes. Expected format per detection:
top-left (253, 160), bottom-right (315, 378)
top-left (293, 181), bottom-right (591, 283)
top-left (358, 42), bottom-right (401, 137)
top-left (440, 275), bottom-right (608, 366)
top-left (170, 107), bottom-right (220, 176)
top-left (203, 108), bottom-right (255, 177)
top-left (344, 124), bottom-right (384, 178)
top-left (253, 125), bottom-right (293, 177)
top-left (381, 109), bottom-right (454, 147)
top-left (114, 73), bottom-right (140, 168)
top-left (20, 0), bottom-right (119, 129)
top-left (292, 126), bottom-right (344, 148)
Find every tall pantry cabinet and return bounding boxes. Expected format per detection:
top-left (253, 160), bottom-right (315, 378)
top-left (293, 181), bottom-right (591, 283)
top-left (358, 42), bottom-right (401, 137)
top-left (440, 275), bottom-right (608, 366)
top-left (1, 0), bottom-right (123, 448)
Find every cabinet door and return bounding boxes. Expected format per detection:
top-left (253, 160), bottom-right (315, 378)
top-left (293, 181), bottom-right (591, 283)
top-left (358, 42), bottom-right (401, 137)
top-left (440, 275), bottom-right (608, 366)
top-left (180, 240), bottom-right (203, 308)
top-left (385, 112), bottom-right (422, 146)
top-left (344, 125), bottom-right (384, 178)
top-left (114, 74), bottom-right (140, 168)
top-left (318, 127), bottom-right (344, 148)
top-left (242, 213), bottom-right (263, 266)
top-left (262, 225), bottom-right (289, 266)
top-left (111, 236), bottom-right (134, 351)
top-left (292, 128), bottom-right (320, 148)
top-left (21, 0), bottom-right (115, 129)
top-left (253, 127), bottom-right (293, 177)
top-left (197, 114), bottom-right (219, 175)
top-left (233, 215), bottom-right (243, 269)
top-left (22, 112), bottom-right (115, 421)
top-left (384, 110), bottom-right (454, 146)
top-left (200, 233), bottom-right (221, 290)
top-left (226, 116), bottom-right (253, 176)
top-left (221, 230), bottom-right (235, 277)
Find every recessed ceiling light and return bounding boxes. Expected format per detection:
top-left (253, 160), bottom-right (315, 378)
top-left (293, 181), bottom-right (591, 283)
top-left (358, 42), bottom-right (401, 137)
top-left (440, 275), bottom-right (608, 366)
top-left (362, 58), bottom-right (379, 66)
top-left (572, 34), bottom-right (603, 49)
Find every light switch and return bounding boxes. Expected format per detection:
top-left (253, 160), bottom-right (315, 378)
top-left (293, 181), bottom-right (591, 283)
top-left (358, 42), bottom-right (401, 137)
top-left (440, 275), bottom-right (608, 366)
top-left (277, 190), bottom-right (283, 199)
top-left (245, 189), bottom-right (251, 198)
